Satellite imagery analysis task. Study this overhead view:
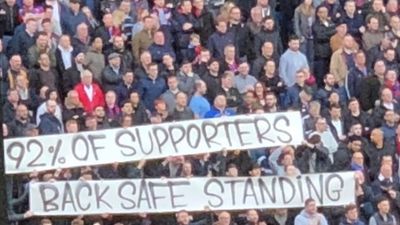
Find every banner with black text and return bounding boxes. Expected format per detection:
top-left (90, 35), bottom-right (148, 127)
top-left (5, 112), bottom-right (303, 174)
top-left (30, 172), bottom-right (355, 215)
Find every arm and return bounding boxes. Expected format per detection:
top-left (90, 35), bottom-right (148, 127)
top-left (268, 147), bottom-right (283, 174)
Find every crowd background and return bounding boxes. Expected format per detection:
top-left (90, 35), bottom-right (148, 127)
top-left (1, 0), bottom-right (400, 224)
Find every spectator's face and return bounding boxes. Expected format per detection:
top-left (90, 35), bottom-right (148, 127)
top-left (390, 16), bottom-right (400, 30)
top-left (346, 208), bottom-right (358, 221)
top-left (92, 37), bottom-right (103, 50)
top-left (378, 200), bottom-right (390, 214)
top-left (182, 162), bottom-right (192, 176)
top-left (344, 1), bottom-right (356, 14)
top-left (317, 7), bottom-right (328, 20)
top-left (26, 20), bottom-right (38, 33)
top-left (258, 0), bottom-right (268, 7)
top-left (42, 22), bottom-right (53, 33)
top-left (324, 74), bottom-right (335, 86)
top-left (144, 17), bottom-right (154, 30)
top-left (122, 103), bottom-right (133, 114)
top-left (70, 2), bottom-right (80, 12)
top-left (6, 0), bottom-right (16, 6)
top-left (243, 92), bottom-right (255, 105)
top-left (216, 21), bottom-right (228, 33)
top-left (113, 37), bottom-right (124, 49)
top-left (224, 46), bottom-right (235, 59)
top-left (141, 53), bottom-right (152, 65)
top-left (130, 93), bottom-right (140, 105)
top-left (350, 124), bottom-right (362, 136)
top-left (16, 75), bottom-right (28, 88)
top-left (350, 140), bottom-right (362, 152)
top-left (105, 92), bottom-right (116, 105)
top-left (370, 130), bottom-right (383, 144)
top-left (123, 72), bottom-right (134, 84)
top-left (315, 119), bottom-right (327, 132)
top-left (230, 8), bottom-right (241, 22)
top-left (264, 19), bottom-right (274, 30)
top-left (85, 118), bottom-right (97, 130)
top-left (221, 76), bottom-right (233, 88)
top-left (305, 201), bottom-right (317, 214)
top-left (348, 100), bottom-right (359, 112)
top-left (109, 57), bottom-right (121, 67)
top-left (208, 61), bottom-right (219, 73)
top-left (381, 89), bottom-right (393, 103)
top-left (386, 70), bottom-right (397, 82)
top-left (265, 94), bottom-right (277, 107)
top-left (343, 35), bottom-right (354, 49)
top-left (37, 35), bottom-right (48, 49)
top-left (181, 1), bottom-right (192, 13)
top-left (355, 53), bottom-right (366, 65)
top-left (46, 101), bottom-right (57, 115)
top-left (282, 154), bottom-right (293, 166)
top-left (372, 0), bottom-right (384, 11)
top-left (214, 95), bottom-right (227, 109)
top-left (288, 39), bottom-right (300, 51)
top-left (167, 77), bottom-right (178, 90)
top-left (155, 102), bottom-right (167, 112)
top-left (328, 93), bottom-right (339, 104)
top-left (368, 18), bottom-right (379, 31)
top-left (250, 168), bottom-right (261, 176)
top-left (16, 105), bottom-right (29, 120)
top-left (82, 74), bottom-right (93, 85)
top-left (121, 2), bottom-right (131, 14)
top-left (384, 50), bottom-right (396, 61)
top-left (238, 63), bottom-right (249, 75)
top-left (122, 116), bottom-right (132, 128)
top-left (352, 152), bottom-right (364, 165)
top-left (218, 212), bottom-right (231, 225)
top-left (148, 65), bottom-right (159, 78)
top-left (193, 0), bottom-right (204, 10)
top-left (251, 8), bottom-right (262, 23)
top-left (262, 42), bottom-right (274, 56)
top-left (264, 61), bottom-right (275, 74)
top-left (66, 123), bottom-right (79, 133)
top-left (162, 55), bottom-right (174, 66)
top-left (246, 210), bottom-right (259, 223)
top-left (75, 53), bottom-right (85, 64)
top-left (103, 14), bottom-right (113, 27)
top-left (295, 72), bottom-right (305, 84)
top-left (384, 111), bottom-right (395, 124)
top-left (10, 56), bottom-right (22, 71)
top-left (77, 24), bottom-right (88, 37)
top-left (199, 82), bottom-right (207, 95)
top-left (381, 164), bottom-right (393, 178)
top-left (39, 54), bottom-right (51, 67)
top-left (8, 90), bottom-right (19, 103)
top-left (154, 0), bottom-right (165, 7)
top-left (154, 32), bottom-right (165, 45)
top-left (59, 36), bottom-right (71, 48)
top-left (226, 167), bottom-right (238, 177)
top-left (176, 93), bottom-right (188, 107)
top-left (177, 212), bottom-right (190, 225)
top-left (329, 107), bottom-right (341, 119)
top-left (181, 63), bottom-right (192, 74)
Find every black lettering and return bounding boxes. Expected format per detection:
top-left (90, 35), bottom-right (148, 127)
top-left (62, 182), bottom-right (77, 211)
top-left (39, 184), bottom-right (59, 212)
top-left (203, 178), bottom-right (224, 207)
top-left (88, 134), bottom-right (106, 160)
top-left (153, 127), bottom-right (169, 154)
top-left (254, 117), bottom-right (274, 143)
top-left (243, 178), bottom-right (259, 205)
top-left (258, 177), bottom-right (276, 203)
top-left (234, 119), bottom-right (253, 146)
top-left (94, 184), bottom-right (112, 209)
top-left (219, 122), bottom-right (233, 146)
top-left (279, 177), bottom-right (295, 204)
top-left (224, 179), bottom-right (244, 205)
top-left (325, 174), bottom-right (344, 201)
top-left (75, 182), bottom-right (92, 211)
top-left (138, 180), bottom-right (152, 209)
top-left (148, 181), bottom-right (168, 208)
top-left (186, 124), bottom-right (201, 149)
top-left (296, 175), bottom-right (304, 203)
top-left (305, 175), bottom-right (323, 204)
top-left (273, 116), bottom-right (293, 143)
top-left (168, 125), bottom-right (186, 153)
top-left (72, 135), bottom-right (89, 161)
top-left (115, 130), bottom-right (137, 157)
top-left (167, 181), bottom-right (190, 208)
top-left (118, 181), bottom-right (136, 209)
top-left (202, 122), bottom-right (220, 148)
top-left (26, 140), bottom-right (45, 167)
top-left (135, 128), bottom-right (154, 155)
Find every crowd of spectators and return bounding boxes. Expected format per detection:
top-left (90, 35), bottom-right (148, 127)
top-left (2, 0), bottom-right (400, 224)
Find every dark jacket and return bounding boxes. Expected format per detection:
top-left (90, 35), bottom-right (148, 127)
top-left (218, 87), bottom-right (242, 108)
top-left (55, 47), bottom-right (74, 76)
top-left (229, 22), bottom-right (254, 60)
top-left (148, 43), bottom-right (176, 64)
top-left (0, 2), bottom-right (20, 37)
top-left (7, 30), bottom-right (35, 66)
top-left (38, 113), bottom-right (63, 135)
top-left (202, 72), bottom-right (220, 104)
top-left (132, 102), bottom-right (149, 125)
top-left (61, 10), bottom-right (88, 36)
top-left (101, 66), bottom-right (124, 92)
top-left (296, 145), bottom-right (332, 173)
top-left (359, 74), bottom-right (382, 111)
top-left (171, 12), bottom-right (200, 49)
top-left (254, 27), bottom-right (283, 58)
top-left (137, 76), bottom-right (167, 111)
top-left (62, 64), bottom-right (86, 97)
top-left (115, 82), bottom-right (139, 106)
top-left (2, 100), bottom-right (16, 122)
top-left (207, 31), bottom-right (235, 59)
top-left (193, 8), bottom-right (214, 47)
top-left (7, 119), bottom-right (33, 137)
top-left (346, 66), bottom-right (369, 99)
top-left (332, 143), bottom-right (353, 172)
top-left (312, 19), bottom-right (336, 59)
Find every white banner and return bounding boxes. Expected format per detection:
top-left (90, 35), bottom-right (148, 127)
top-left (29, 172), bottom-right (355, 215)
top-left (5, 112), bottom-right (303, 174)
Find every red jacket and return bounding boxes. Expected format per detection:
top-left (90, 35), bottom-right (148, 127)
top-left (74, 83), bottom-right (105, 113)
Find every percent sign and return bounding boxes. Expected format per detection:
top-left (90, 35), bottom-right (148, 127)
top-left (48, 140), bottom-right (66, 166)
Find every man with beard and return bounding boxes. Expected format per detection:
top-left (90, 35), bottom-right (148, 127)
top-left (105, 35), bottom-right (134, 70)
top-left (7, 103), bottom-right (36, 137)
top-left (38, 99), bottom-right (63, 134)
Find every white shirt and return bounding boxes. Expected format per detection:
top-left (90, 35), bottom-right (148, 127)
top-left (84, 85), bottom-right (93, 102)
top-left (58, 46), bottom-right (73, 70)
top-left (331, 119), bottom-right (343, 137)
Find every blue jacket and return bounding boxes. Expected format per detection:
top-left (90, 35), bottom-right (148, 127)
top-left (148, 43), bottom-right (176, 64)
top-left (38, 113), bottom-right (63, 135)
top-left (284, 84), bottom-right (303, 109)
top-left (61, 10), bottom-right (88, 36)
top-left (207, 31), bottom-right (235, 59)
top-left (204, 106), bottom-right (235, 118)
top-left (137, 76), bottom-right (167, 111)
